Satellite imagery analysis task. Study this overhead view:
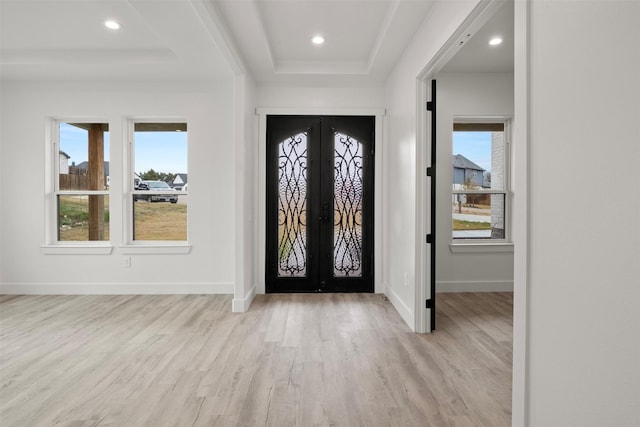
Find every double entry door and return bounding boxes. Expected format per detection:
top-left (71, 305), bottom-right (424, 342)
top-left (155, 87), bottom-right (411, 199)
top-left (266, 116), bottom-right (375, 293)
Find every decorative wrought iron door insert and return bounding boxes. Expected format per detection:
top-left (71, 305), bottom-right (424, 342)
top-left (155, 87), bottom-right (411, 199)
top-left (266, 116), bottom-right (375, 293)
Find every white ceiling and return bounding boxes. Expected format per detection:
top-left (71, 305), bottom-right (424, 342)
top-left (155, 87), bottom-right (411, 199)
top-left (0, 0), bottom-right (234, 81)
top-left (0, 0), bottom-right (513, 83)
top-left (441, 0), bottom-right (513, 73)
top-left (211, 0), bottom-right (435, 83)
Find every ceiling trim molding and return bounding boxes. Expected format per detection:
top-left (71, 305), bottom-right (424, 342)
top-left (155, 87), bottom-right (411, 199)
top-left (189, 0), bottom-right (247, 76)
top-left (252, 0), bottom-right (277, 73)
top-left (274, 60), bottom-right (368, 75)
top-left (366, 0), bottom-right (400, 73)
top-left (0, 48), bottom-right (176, 65)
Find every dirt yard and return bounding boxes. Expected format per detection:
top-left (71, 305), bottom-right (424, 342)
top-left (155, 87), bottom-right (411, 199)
top-left (58, 196), bottom-right (187, 241)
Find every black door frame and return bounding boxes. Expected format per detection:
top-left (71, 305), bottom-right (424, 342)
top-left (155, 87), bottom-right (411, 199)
top-left (428, 79), bottom-right (437, 330)
top-left (265, 115), bottom-right (375, 293)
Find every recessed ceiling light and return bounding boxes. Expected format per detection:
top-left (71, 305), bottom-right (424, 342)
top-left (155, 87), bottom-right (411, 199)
top-left (311, 35), bottom-right (325, 45)
top-left (104, 20), bottom-right (121, 30)
top-left (489, 37), bottom-right (503, 46)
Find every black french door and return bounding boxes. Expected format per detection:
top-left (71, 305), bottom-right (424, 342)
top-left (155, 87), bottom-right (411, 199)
top-left (266, 115), bottom-right (374, 293)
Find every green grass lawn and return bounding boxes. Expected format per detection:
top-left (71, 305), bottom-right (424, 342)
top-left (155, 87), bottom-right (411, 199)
top-left (58, 196), bottom-right (110, 241)
top-left (452, 219), bottom-right (491, 230)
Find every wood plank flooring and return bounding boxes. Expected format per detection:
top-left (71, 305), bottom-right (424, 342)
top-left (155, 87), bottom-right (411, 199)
top-left (0, 292), bottom-right (512, 427)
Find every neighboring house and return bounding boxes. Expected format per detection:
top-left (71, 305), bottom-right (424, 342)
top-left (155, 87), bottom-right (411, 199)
top-left (453, 154), bottom-right (486, 189)
top-left (171, 173), bottom-right (188, 191)
top-left (76, 161), bottom-right (110, 188)
top-left (59, 151), bottom-right (70, 174)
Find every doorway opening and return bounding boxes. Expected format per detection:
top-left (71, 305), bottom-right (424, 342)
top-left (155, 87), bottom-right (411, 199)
top-left (416, 0), bottom-right (515, 334)
top-left (265, 115), bottom-right (375, 293)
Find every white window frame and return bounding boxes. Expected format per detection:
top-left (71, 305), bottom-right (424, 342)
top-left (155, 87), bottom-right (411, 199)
top-left (119, 118), bottom-right (191, 254)
top-left (42, 118), bottom-right (112, 254)
top-left (450, 117), bottom-right (513, 253)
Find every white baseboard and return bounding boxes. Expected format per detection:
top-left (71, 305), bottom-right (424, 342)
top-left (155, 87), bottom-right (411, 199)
top-left (436, 280), bottom-right (513, 293)
top-left (232, 285), bottom-right (256, 313)
top-left (385, 285), bottom-right (414, 331)
top-left (0, 282), bottom-right (234, 295)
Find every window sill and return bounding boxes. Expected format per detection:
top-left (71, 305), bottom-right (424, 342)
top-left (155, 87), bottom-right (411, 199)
top-left (119, 244), bottom-right (191, 255)
top-left (41, 244), bottom-right (113, 255)
top-left (449, 242), bottom-right (514, 253)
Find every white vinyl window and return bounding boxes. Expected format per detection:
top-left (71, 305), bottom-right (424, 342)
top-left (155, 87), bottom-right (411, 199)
top-left (127, 121), bottom-right (188, 244)
top-left (452, 121), bottom-right (510, 242)
top-left (53, 122), bottom-right (110, 243)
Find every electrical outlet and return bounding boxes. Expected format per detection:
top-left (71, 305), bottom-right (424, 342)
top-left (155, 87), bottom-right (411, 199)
top-left (123, 256), bottom-right (131, 268)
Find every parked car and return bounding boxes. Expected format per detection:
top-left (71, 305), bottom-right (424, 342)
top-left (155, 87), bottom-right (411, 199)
top-left (135, 180), bottom-right (178, 203)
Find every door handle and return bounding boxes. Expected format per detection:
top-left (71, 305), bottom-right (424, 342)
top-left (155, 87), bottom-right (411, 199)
top-left (319, 201), bottom-right (330, 223)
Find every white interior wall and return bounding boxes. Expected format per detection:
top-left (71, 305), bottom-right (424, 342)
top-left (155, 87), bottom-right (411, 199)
top-left (232, 73), bottom-right (258, 311)
top-left (256, 85), bottom-right (385, 110)
top-left (527, 1), bottom-right (640, 425)
top-left (384, 0), bottom-right (481, 328)
top-left (0, 100), bottom-right (3, 280)
top-left (434, 72), bottom-right (514, 292)
top-left (0, 79), bottom-right (237, 294)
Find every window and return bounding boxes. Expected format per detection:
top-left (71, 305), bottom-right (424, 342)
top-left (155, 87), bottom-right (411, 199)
top-left (452, 122), bottom-right (509, 241)
top-left (130, 122), bottom-right (188, 242)
top-left (55, 122), bottom-right (110, 242)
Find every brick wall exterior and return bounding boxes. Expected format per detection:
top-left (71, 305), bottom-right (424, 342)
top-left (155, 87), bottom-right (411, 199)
top-left (491, 131), bottom-right (505, 238)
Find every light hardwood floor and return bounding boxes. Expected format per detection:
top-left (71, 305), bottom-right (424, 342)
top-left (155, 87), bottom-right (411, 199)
top-left (0, 292), bottom-right (512, 427)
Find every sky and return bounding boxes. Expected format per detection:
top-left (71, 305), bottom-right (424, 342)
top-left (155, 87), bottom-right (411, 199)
top-left (60, 124), bottom-right (488, 175)
top-left (59, 123), bottom-right (188, 175)
top-left (59, 123), bottom-right (110, 166)
top-left (134, 131), bottom-right (188, 174)
top-left (453, 131), bottom-right (492, 172)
